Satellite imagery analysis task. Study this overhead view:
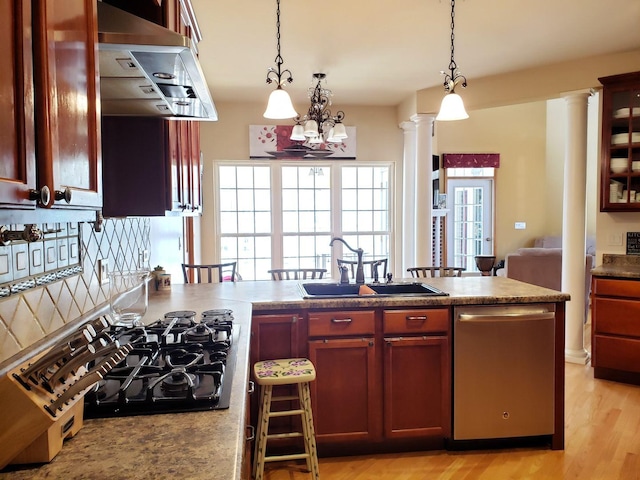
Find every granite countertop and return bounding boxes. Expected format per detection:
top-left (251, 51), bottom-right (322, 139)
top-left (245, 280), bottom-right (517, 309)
top-left (0, 276), bottom-right (568, 479)
top-left (592, 253), bottom-right (640, 279)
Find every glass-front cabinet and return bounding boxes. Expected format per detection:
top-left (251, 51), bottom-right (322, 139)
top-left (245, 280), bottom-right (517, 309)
top-left (600, 71), bottom-right (640, 211)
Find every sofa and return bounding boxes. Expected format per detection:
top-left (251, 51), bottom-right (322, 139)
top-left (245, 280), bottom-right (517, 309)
top-left (502, 236), bottom-right (595, 320)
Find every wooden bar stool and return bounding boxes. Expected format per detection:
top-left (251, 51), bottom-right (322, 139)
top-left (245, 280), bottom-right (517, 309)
top-left (253, 358), bottom-right (320, 480)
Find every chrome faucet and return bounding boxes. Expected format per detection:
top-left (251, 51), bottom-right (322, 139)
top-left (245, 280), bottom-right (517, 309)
top-left (330, 237), bottom-right (365, 284)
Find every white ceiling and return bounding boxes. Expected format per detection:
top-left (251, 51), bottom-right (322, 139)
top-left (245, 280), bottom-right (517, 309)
top-left (191, 0), bottom-right (640, 108)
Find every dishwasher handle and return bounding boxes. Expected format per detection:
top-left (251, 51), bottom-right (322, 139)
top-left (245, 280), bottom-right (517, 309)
top-left (458, 311), bottom-right (555, 323)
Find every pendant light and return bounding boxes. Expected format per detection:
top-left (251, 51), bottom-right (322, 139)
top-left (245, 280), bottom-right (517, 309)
top-left (436, 0), bottom-right (469, 121)
top-left (263, 0), bottom-right (298, 119)
top-left (290, 73), bottom-right (348, 143)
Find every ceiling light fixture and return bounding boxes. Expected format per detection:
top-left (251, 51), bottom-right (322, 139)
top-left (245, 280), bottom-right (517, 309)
top-left (290, 73), bottom-right (348, 144)
top-left (436, 0), bottom-right (469, 121)
top-left (263, 0), bottom-right (297, 119)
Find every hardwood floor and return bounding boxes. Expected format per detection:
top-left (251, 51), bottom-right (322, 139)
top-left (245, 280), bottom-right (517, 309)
top-left (263, 323), bottom-right (640, 479)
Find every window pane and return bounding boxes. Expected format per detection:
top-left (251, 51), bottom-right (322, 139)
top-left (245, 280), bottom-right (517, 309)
top-left (255, 190), bottom-right (271, 211)
top-left (220, 213), bottom-right (237, 234)
top-left (255, 212), bottom-right (271, 234)
top-left (219, 166), bottom-right (237, 188)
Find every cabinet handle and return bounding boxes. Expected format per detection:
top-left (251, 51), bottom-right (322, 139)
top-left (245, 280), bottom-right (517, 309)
top-left (331, 317), bottom-right (352, 323)
top-left (54, 187), bottom-right (72, 204)
top-left (406, 316), bottom-right (427, 322)
top-left (246, 425), bottom-right (255, 442)
top-left (29, 186), bottom-right (51, 206)
top-left (247, 380), bottom-right (255, 394)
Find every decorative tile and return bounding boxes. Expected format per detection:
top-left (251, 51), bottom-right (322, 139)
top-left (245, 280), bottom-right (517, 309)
top-left (9, 299), bottom-right (45, 348)
top-left (0, 327), bottom-right (21, 362)
top-left (0, 217), bottom-right (150, 365)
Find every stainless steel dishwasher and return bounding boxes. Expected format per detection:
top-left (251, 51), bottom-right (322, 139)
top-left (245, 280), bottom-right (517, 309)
top-left (453, 304), bottom-right (556, 441)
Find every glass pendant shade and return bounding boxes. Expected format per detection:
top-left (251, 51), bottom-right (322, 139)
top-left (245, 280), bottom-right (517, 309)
top-left (264, 87), bottom-right (298, 119)
top-left (331, 122), bottom-right (348, 139)
top-left (304, 120), bottom-right (319, 136)
top-left (308, 135), bottom-right (323, 144)
top-left (436, 92), bottom-right (469, 121)
top-left (290, 124), bottom-right (306, 141)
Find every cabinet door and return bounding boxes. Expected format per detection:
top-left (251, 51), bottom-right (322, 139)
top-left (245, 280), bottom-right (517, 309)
top-left (32, 0), bottom-right (102, 209)
top-left (0, 0), bottom-right (36, 208)
top-left (308, 337), bottom-right (380, 444)
top-left (599, 71), bottom-right (640, 211)
top-left (250, 313), bottom-right (303, 444)
top-left (383, 336), bottom-right (450, 439)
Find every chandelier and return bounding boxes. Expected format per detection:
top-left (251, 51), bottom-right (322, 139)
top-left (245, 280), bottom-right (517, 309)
top-left (263, 0), bottom-right (298, 119)
top-left (436, 0), bottom-right (469, 121)
top-left (290, 73), bottom-right (348, 144)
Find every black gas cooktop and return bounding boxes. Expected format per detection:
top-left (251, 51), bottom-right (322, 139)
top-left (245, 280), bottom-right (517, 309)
top-left (84, 309), bottom-right (238, 417)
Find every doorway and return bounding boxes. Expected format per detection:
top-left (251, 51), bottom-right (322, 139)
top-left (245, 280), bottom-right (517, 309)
top-left (446, 178), bottom-right (494, 273)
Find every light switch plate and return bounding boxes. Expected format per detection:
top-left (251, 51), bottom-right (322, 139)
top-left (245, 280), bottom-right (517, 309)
top-left (98, 259), bottom-right (109, 284)
top-left (514, 222), bottom-right (526, 230)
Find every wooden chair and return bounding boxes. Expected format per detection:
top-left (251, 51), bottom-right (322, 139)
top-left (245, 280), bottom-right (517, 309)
top-left (182, 262), bottom-right (237, 283)
top-left (337, 258), bottom-right (388, 280)
top-left (268, 268), bottom-right (327, 280)
top-left (407, 266), bottom-right (465, 278)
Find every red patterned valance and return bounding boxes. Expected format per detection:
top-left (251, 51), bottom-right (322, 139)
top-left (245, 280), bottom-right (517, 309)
top-left (443, 153), bottom-right (500, 168)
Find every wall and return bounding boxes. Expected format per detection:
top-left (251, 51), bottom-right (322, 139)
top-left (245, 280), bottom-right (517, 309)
top-left (435, 101), bottom-right (549, 259)
top-left (0, 218), bottom-right (150, 366)
top-left (197, 101), bottom-right (404, 266)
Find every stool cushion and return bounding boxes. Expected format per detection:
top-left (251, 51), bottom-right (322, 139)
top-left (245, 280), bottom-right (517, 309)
top-left (254, 358), bottom-right (316, 385)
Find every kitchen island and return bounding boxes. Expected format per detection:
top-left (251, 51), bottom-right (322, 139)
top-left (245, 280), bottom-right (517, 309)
top-left (0, 276), bottom-right (568, 480)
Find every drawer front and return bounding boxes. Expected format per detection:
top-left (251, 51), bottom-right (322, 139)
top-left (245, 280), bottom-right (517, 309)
top-left (593, 277), bottom-right (640, 298)
top-left (593, 298), bottom-right (640, 337)
top-left (308, 310), bottom-right (375, 337)
top-left (594, 335), bottom-right (640, 373)
top-left (383, 308), bottom-right (449, 334)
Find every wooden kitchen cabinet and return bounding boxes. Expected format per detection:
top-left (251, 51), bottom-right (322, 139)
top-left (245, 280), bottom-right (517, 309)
top-left (0, 0), bottom-right (101, 213)
top-left (308, 309), bottom-right (380, 445)
top-left (0, 0), bottom-right (36, 209)
top-left (599, 71), bottom-right (640, 211)
top-left (382, 309), bottom-right (450, 440)
top-left (591, 276), bottom-right (640, 384)
top-left (32, 0), bottom-right (102, 210)
top-left (249, 312), bottom-right (306, 451)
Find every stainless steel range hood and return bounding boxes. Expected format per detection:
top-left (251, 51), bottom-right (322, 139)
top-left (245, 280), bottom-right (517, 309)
top-left (97, 2), bottom-right (218, 121)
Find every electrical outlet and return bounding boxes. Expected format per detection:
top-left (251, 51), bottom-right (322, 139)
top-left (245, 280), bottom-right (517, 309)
top-left (138, 249), bottom-right (150, 268)
top-left (98, 259), bottom-right (109, 284)
top-left (608, 233), bottom-right (623, 246)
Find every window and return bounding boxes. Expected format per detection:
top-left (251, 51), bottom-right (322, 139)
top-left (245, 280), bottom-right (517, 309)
top-left (216, 162), bottom-right (392, 280)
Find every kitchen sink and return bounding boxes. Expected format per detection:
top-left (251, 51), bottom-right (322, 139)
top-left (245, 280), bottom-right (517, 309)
top-left (299, 281), bottom-right (448, 298)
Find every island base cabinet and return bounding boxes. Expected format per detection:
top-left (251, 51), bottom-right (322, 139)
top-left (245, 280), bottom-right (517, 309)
top-left (383, 336), bottom-right (450, 439)
top-left (308, 338), bottom-right (380, 444)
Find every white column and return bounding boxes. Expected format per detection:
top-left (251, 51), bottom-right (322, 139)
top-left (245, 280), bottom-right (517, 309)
top-left (411, 114), bottom-right (435, 267)
top-left (562, 91), bottom-right (591, 364)
top-left (399, 121), bottom-right (418, 273)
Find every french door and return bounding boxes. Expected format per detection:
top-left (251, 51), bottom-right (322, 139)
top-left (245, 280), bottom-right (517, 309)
top-left (446, 179), bottom-right (493, 273)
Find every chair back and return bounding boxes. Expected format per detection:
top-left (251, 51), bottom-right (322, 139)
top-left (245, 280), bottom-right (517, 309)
top-left (182, 262), bottom-right (237, 283)
top-left (268, 268), bottom-right (327, 280)
top-left (407, 266), bottom-right (465, 278)
top-left (337, 258), bottom-right (388, 280)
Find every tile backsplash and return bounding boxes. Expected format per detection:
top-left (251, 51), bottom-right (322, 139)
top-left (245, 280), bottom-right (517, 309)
top-left (0, 217), bottom-right (150, 365)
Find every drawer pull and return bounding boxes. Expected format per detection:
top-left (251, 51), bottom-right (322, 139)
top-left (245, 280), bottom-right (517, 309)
top-left (331, 317), bottom-right (353, 323)
top-left (406, 316), bottom-right (427, 322)
top-left (246, 424), bottom-right (255, 442)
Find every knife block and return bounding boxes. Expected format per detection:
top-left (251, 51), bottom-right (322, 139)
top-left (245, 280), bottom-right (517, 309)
top-left (0, 353), bottom-right (89, 469)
